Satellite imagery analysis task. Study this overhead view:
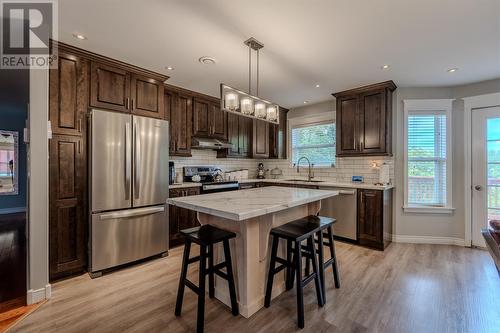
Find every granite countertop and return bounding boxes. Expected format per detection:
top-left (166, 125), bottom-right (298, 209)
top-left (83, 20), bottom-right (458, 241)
top-left (238, 178), bottom-right (394, 190)
top-left (167, 186), bottom-right (338, 221)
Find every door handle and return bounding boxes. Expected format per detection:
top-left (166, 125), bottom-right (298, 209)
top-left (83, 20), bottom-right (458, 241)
top-left (99, 206), bottom-right (165, 220)
top-left (126, 98), bottom-right (130, 110)
top-left (125, 122), bottom-right (131, 200)
top-left (134, 121), bottom-right (141, 199)
top-left (474, 185), bottom-right (483, 191)
top-left (131, 99), bottom-right (134, 110)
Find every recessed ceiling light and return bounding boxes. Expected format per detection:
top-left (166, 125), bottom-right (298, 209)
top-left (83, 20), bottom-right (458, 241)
top-left (315, 84), bottom-right (320, 88)
top-left (166, 66), bottom-right (174, 71)
top-left (447, 68), bottom-right (458, 73)
top-left (303, 101), bottom-right (309, 104)
top-left (199, 56), bottom-right (216, 65)
top-left (381, 64), bottom-right (390, 70)
top-left (72, 33), bottom-right (87, 40)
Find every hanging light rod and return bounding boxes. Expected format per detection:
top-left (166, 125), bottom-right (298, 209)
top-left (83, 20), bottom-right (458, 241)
top-left (220, 37), bottom-right (279, 125)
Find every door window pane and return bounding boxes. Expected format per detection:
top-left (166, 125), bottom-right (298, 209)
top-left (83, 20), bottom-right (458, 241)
top-left (487, 118), bottom-right (500, 221)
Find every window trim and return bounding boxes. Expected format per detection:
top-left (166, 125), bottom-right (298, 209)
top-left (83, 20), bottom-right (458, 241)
top-left (288, 113), bottom-right (335, 168)
top-left (403, 99), bottom-right (454, 213)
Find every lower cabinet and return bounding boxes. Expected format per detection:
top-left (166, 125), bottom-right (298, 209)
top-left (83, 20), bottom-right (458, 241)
top-left (169, 187), bottom-right (200, 248)
top-left (357, 189), bottom-right (392, 250)
top-left (49, 135), bottom-right (87, 281)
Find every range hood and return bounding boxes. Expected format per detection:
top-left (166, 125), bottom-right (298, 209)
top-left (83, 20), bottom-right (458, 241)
top-left (191, 137), bottom-right (233, 150)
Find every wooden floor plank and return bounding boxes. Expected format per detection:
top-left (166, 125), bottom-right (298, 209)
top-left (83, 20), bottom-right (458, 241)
top-left (9, 242), bottom-right (500, 333)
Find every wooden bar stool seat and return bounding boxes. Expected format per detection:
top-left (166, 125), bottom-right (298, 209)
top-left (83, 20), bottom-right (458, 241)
top-left (175, 225), bottom-right (238, 333)
top-left (264, 215), bottom-right (326, 329)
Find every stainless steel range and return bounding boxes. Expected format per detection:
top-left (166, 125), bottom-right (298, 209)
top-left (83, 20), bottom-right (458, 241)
top-left (183, 166), bottom-right (239, 194)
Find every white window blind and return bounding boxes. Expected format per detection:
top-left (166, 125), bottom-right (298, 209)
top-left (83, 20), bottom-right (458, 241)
top-left (291, 122), bottom-right (335, 167)
top-left (407, 112), bottom-right (447, 206)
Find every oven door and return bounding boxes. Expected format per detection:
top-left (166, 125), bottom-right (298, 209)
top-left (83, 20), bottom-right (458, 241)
top-left (201, 183), bottom-right (240, 194)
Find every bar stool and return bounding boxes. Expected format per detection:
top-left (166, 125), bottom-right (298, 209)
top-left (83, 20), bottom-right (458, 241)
top-left (292, 217), bottom-right (340, 302)
top-left (175, 225), bottom-right (238, 333)
top-left (264, 216), bottom-right (326, 329)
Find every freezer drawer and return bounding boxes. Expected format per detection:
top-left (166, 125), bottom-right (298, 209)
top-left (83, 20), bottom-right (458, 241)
top-left (91, 205), bottom-right (168, 272)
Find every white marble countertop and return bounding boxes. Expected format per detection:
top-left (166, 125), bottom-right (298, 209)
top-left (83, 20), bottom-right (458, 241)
top-left (238, 178), bottom-right (394, 190)
top-left (167, 186), bottom-right (338, 221)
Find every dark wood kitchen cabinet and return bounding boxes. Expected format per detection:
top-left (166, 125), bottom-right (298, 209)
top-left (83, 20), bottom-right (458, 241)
top-left (49, 51), bottom-right (89, 136)
top-left (164, 89), bottom-right (192, 156)
top-left (269, 107), bottom-right (288, 159)
top-left (169, 187), bottom-right (200, 248)
top-left (253, 119), bottom-right (269, 158)
top-left (217, 113), bottom-right (252, 158)
top-left (333, 81), bottom-right (396, 157)
top-left (357, 188), bottom-right (392, 250)
top-left (90, 62), bottom-right (164, 118)
top-left (192, 98), bottom-right (227, 140)
top-left (49, 135), bottom-right (87, 280)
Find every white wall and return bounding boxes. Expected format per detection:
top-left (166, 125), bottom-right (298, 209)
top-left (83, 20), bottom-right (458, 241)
top-left (393, 79), bottom-right (500, 242)
top-left (28, 68), bottom-right (50, 303)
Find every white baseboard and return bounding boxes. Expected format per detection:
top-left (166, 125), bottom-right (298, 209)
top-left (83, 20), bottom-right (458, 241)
top-left (392, 235), bottom-right (465, 246)
top-left (27, 284), bottom-right (51, 304)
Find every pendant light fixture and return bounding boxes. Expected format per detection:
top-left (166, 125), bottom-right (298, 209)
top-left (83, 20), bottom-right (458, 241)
top-left (220, 37), bottom-right (279, 124)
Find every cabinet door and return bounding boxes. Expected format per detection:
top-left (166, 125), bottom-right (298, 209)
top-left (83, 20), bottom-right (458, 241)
top-left (185, 188), bottom-right (201, 228)
top-left (336, 95), bottom-right (359, 156)
top-left (192, 98), bottom-right (211, 137)
top-left (50, 52), bottom-right (88, 136)
top-left (164, 90), bottom-right (175, 155)
top-left (253, 119), bottom-right (269, 158)
top-left (168, 189), bottom-right (183, 248)
top-left (239, 116), bottom-right (252, 157)
top-left (226, 112), bottom-right (240, 156)
top-left (269, 108), bottom-right (287, 159)
top-left (49, 135), bottom-right (87, 280)
top-left (90, 62), bottom-right (130, 112)
top-left (210, 102), bottom-right (227, 140)
top-left (174, 93), bottom-right (193, 156)
top-left (358, 189), bottom-right (383, 248)
top-left (130, 74), bottom-right (164, 119)
top-left (358, 89), bottom-right (387, 154)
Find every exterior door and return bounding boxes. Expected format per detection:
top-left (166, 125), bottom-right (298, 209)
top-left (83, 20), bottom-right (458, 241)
top-left (472, 107), bottom-right (500, 247)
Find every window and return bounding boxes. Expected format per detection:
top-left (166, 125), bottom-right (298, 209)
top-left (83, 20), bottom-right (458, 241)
top-left (291, 121), bottom-right (335, 167)
top-left (404, 99), bottom-right (453, 213)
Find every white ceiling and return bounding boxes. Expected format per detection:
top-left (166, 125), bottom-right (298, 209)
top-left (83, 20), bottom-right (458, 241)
top-left (59, 0), bottom-right (500, 108)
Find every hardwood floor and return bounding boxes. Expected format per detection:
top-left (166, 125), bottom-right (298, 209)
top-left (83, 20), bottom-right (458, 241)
top-left (10, 242), bottom-right (500, 333)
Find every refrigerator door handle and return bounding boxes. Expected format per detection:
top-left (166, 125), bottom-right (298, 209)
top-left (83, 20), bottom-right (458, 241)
top-left (99, 206), bottom-right (165, 220)
top-left (134, 121), bottom-right (141, 199)
top-left (125, 122), bottom-right (131, 200)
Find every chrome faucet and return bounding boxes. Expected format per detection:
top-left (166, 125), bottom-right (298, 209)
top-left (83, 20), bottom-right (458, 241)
top-left (294, 157), bottom-right (314, 181)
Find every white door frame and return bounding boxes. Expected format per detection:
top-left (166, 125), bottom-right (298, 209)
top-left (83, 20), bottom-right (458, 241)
top-left (463, 93), bottom-right (500, 247)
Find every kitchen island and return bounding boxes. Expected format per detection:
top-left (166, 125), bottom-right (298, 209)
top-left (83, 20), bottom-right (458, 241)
top-left (167, 186), bottom-right (338, 317)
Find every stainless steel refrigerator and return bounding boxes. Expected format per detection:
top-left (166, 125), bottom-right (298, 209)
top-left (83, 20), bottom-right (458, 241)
top-left (89, 109), bottom-right (169, 277)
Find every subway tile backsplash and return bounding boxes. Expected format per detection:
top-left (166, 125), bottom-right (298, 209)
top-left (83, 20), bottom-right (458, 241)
top-left (171, 149), bottom-right (394, 185)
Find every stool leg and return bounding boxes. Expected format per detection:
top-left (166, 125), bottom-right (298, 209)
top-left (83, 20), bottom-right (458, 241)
top-left (308, 236), bottom-right (324, 307)
top-left (295, 240), bottom-right (304, 329)
top-left (223, 239), bottom-right (239, 316)
top-left (197, 245), bottom-right (207, 333)
top-left (286, 239), bottom-right (293, 291)
top-left (317, 230), bottom-right (326, 302)
top-left (327, 226), bottom-right (340, 288)
top-left (208, 244), bottom-right (215, 299)
top-left (305, 244), bottom-right (311, 277)
top-left (264, 235), bottom-right (279, 308)
top-left (175, 239), bottom-right (191, 316)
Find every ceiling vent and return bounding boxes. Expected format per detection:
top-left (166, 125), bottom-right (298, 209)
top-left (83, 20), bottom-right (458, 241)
top-left (199, 56), bottom-right (216, 65)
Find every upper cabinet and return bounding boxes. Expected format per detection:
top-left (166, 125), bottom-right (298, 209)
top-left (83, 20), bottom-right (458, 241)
top-left (269, 107), bottom-right (288, 159)
top-left (49, 51), bottom-right (89, 136)
top-left (218, 113), bottom-right (252, 158)
top-left (333, 81), bottom-right (396, 157)
top-left (192, 97), bottom-right (227, 140)
top-left (165, 88), bottom-right (193, 157)
top-left (90, 62), bottom-right (165, 118)
top-left (253, 119), bottom-right (269, 158)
